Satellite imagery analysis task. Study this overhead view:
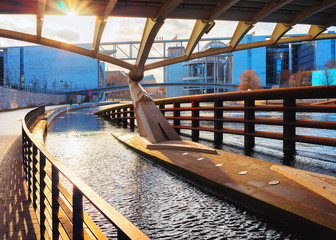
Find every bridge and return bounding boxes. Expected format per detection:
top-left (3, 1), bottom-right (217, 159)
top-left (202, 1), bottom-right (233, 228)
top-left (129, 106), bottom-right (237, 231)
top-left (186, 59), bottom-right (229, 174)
top-left (1, 0), bottom-right (336, 240)
top-left (69, 82), bottom-right (237, 95)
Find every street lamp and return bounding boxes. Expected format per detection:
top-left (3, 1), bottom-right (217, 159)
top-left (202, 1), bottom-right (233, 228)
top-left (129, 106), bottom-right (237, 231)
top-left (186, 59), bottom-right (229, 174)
top-left (60, 80), bottom-right (63, 92)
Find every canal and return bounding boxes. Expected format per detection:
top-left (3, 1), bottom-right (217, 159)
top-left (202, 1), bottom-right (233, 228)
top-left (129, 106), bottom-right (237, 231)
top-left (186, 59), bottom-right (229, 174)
top-left (45, 107), bottom-right (336, 239)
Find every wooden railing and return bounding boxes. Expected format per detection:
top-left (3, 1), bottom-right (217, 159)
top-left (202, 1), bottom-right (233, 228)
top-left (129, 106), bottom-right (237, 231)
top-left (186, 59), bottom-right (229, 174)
top-left (22, 106), bottom-right (149, 240)
top-left (95, 85), bottom-right (336, 156)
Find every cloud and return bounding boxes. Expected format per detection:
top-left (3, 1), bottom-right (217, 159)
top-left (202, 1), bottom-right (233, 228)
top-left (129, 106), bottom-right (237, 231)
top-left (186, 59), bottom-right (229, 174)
top-left (43, 27), bottom-right (80, 42)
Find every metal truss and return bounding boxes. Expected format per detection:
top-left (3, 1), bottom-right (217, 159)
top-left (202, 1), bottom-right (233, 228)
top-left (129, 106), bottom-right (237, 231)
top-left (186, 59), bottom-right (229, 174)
top-left (0, 0), bottom-right (335, 81)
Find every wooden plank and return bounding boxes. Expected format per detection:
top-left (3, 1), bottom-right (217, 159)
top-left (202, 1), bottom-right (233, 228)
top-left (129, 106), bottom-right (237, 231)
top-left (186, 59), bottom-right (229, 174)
top-left (270, 165), bottom-right (336, 205)
top-left (115, 133), bottom-right (336, 235)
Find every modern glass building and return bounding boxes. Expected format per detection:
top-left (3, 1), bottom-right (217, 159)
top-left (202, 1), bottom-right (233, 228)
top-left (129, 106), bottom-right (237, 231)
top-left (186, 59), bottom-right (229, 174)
top-left (164, 46), bottom-right (185, 98)
top-left (0, 44), bottom-right (105, 92)
top-left (233, 35), bottom-right (266, 86)
top-left (182, 40), bottom-right (233, 95)
top-left (165, 33), bottom-right (336, 97)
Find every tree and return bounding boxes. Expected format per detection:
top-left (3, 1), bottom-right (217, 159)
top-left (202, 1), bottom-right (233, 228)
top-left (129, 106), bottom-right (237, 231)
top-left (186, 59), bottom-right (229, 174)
top-left (29, 75), bottom-right (40, 92)
top-left (41, 74), bottom-right (48, 92)
top-left (52, 79), bottom-right (57, 92)
top-left (321, 69), bottom-right (335, 85)
top-left (280, 69), bottom-right (291, 87)
top-left (290, 71), bottom-right (310, 87)
top-left (238, 70), bottom-right (263, 91)
top-left (63, 81), bottom-right (70, 91)
top-left (324, 59), bottom-right (336, 69)
top-left (4, 69), bottom-right (13, 87)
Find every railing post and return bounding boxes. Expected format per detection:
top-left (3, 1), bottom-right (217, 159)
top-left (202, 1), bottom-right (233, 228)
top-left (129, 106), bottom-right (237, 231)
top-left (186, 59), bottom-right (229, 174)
top-left (111, 109), bottom-right (115, 121)
top-left (173, 102), bottom-right (181, 134)
top-left (32, 145), bottom-right (38, 209)
top-left (283, 97), bottom-right (296, 158)
top-left (40, 153), bottom-right (46, 239)
top-left (214, 100), bottom-right (223, 148)
top-left (52, 165), bottom-right (60, 240)
top-left (192, 101), bottom-right (199, 141)
top-left (73, 187), bottom-right (84, 240)
top-left (122, 107), bottom-right (128, 128)
top-left (130, 106), bottom-right (135, 131)
top-left (244, 98), bottom-right (255, 150)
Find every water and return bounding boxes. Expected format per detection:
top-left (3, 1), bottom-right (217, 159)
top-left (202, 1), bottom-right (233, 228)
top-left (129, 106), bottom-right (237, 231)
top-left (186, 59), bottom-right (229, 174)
top-left (45, 108), bottom-right (335, 239)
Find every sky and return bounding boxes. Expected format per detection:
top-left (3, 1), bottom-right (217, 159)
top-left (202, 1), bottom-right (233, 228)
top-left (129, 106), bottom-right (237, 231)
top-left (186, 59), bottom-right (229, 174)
top-left (0, 14), bottom-right (335, 81)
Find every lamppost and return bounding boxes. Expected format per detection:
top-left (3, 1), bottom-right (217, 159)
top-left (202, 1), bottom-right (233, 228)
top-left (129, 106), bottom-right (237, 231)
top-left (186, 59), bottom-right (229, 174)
top-left (60, 80), bottom-right (63, 92)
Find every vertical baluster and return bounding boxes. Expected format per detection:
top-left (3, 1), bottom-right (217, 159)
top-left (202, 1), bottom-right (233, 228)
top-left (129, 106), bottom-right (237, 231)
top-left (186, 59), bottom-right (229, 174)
top-left (32, 145), bottom-right (38, 209)
top-left (159, 104), bottom-right (165, 115)
top-left (27, 138), bottom-right (32, 201)
top-left (122, 107), bottom-right (128, 128)
top-left (173, 102), bottom-right (180, 134)
top-left (130, 106), bottom-right (135, 131)
top-left (192, 101), bottom-right (199, 141)
top-left (22, 130), bottom-right (27, 179)
top-left (52, 165), bottom-right (60, 239)
top-left (117, 229), bottom-right (131, 240)
top-left (73, 187), bottom-right (83, 240)
top-left (283, 97), bottom-right (296, 159)
top-left (214, 100), bottom-right (223, 148)
top-left (40, 153), bottom-right (46, 239)
top-left (244, 98), bottom-right (255, 150)
top-left (117, 110), bottom-right (121, 127)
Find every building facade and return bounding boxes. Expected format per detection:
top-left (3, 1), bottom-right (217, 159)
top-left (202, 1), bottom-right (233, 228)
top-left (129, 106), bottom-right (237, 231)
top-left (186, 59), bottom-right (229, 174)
top-left (182, 40), bottom-right (233, 95)
top-left (0, 44), bottom-right (105, 92)
top-left (164, 46), bottom-right (185, 98)
top-left (165, 33), bottom-right (336, 97)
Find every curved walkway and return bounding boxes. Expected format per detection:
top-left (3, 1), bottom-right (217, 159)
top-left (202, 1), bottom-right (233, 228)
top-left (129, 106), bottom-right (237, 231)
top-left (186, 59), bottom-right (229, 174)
top-left (0, 109), bottom-right (39, 239)
top-left (0, 106), bottom-right (68, 239)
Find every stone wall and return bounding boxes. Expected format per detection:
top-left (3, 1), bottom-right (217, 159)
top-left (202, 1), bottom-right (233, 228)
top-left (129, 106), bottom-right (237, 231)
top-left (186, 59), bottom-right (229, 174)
top-left (0, 87), bottom-right (77, 110)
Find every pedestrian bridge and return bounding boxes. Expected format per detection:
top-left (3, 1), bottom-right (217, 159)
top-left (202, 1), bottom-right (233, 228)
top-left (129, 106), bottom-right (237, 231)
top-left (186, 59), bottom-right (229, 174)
top-left (1, 1), bottom-right (336, 239)
top-left (69, 82), bottom-right (237, 95)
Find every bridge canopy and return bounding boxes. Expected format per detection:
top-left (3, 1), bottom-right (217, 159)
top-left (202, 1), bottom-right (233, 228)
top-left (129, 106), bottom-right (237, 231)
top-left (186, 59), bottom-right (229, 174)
top-left (0, 0), bottom-right (336, 80)
top-left (0, 0), bottom-right (335, 26)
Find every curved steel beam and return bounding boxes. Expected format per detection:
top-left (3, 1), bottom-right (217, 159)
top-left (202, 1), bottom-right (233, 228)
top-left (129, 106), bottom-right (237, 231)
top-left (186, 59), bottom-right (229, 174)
top-left (130, 0), bottom-right (183, 81)
top-left (36, 0), bottom-right (46, 41)
top-left (0, 28), bottom-right (134, 71)
top-left (144, 33), bottom-right (336, 71)
top-left (92, 0), bottom-right (118, 56)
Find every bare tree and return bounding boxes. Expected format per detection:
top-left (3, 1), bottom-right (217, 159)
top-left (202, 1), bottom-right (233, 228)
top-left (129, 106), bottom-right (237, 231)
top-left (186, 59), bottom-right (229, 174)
top-left (238, 70), bottom-right (263, 91)
top-left (29, 75), bottom-right (40, 92)
top-left (63, 81), bottom-right (70, 91)
top-left (4, 69), bottom-right (13, 87)
top-left (320, 60), bottom-right (335, 85)
top-left (52, 79), bottom-right (57, 92)
top-left (41, 74), bottom-right (48, 92)
top-left (324, 59), bottom-right (336, 69)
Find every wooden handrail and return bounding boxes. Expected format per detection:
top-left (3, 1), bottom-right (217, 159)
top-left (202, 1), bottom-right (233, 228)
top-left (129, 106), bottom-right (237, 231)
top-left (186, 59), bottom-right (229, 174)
top-left (95, 85), bottom-right (336, 155)
top-left (22, 106), bottom-right (150, 240)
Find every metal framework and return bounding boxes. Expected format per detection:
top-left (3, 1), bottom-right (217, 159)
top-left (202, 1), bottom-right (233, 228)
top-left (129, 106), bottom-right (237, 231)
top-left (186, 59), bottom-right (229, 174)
top-left (0, 0), bottom-right (336, 81)
top-left (2, 0), bottom-right (336, 144)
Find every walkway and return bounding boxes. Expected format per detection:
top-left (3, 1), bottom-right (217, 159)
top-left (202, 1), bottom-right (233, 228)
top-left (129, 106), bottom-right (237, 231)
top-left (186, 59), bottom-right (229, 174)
top-left (0, 106), bottom-right (66, 239)
top-left (0, 109), bottom-right (39, 239)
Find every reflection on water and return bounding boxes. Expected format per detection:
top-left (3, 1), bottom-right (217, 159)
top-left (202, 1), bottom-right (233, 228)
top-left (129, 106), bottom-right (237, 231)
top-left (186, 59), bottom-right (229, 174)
top-left (45, 108), bottom-right (335, 239)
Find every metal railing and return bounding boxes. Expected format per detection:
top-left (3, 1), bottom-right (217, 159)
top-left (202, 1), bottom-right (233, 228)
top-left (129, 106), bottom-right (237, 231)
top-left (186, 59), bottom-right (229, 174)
top-left (22, 106), bottom-right (149, 240)
top-left (95, 85), bottom-right (336, 157)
